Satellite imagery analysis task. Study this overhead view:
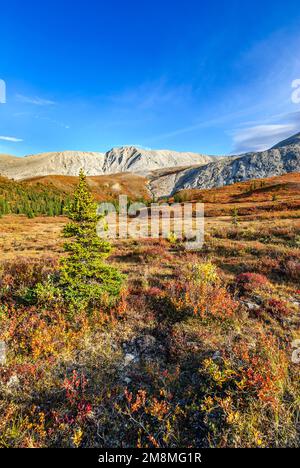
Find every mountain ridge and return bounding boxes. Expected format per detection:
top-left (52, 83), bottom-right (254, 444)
top-left (271, 131), bottom-right (300, 149)
top-left (1, 132), bottom-right (300, 197)
top-left (0, 147), bottom-right (214, 180)
top-left (149, 131), bottom-right (300, 196)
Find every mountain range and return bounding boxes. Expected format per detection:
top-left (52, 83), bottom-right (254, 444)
top-left (149, 131), bottom-right (300, 197)
top-left (0, 147), bottom-right (213, 181)
top-left (0, 132), bottom-right (299, 198)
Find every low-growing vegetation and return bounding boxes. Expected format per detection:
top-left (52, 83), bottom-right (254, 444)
top-left (0, 173), bottom-right (299, 448)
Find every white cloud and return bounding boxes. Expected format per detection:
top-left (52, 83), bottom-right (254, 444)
top-left (231, 124), bottom-right (297, 153)
top-left (0, 136), bottom-right (23, 142)
top-left (16, 94), bottom-right (56, 106)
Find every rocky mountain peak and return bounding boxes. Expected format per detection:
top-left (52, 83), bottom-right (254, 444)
top-left (1, 132), bottom-right (300, 196)
top-left (271, 131), bottom-right (300, 149)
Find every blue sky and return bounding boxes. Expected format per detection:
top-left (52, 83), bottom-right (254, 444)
top-left (0, 0), bottom-right (300, 156)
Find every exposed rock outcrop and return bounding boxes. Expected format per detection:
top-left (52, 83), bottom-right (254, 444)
top-left (0, 147), bottom-right (214, 180)
top-left (149, 132), bottom-right (300, 197)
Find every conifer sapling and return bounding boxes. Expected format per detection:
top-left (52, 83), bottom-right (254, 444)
top-left (59, 169), bottom-right (124, 311)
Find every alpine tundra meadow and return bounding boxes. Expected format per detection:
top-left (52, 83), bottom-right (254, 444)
top-left (0, 0), bottom-right (300, 460)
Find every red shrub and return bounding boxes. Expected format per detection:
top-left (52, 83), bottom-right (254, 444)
top-left (63, 370), bottom-right (88, 406)
top-left (262, 298), bottom-right (292, 319)
top-left (146, 287), bottom-right (164, 297)
top-left (235, 272), bottom-right (269, 293)
top-left (233, 332), bottom-right (287, 409)
top-left (0, 257), bottom-right (58, 299)
top-left (138, 245), bottom-right (173, 264)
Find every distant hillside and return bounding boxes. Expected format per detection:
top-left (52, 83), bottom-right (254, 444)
top-left (24, 172), bottom-right (150, 201)
top-left (170, 172), bottom-right (300, 203)
top-left (0, 173), bottom-right (150, 217)
top-left (0, 147), bottom-right (214, 180)
top-left (149, 132), bottom-right (300, 197)
top-left (169, 172), bottom-right (300, 218)
top-left (1, 171), bottom-right (300, 219)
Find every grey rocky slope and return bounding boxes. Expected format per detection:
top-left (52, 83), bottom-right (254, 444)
top-left (0, 151), bottom-right (105, 180)
top-left (0, 147), bottom-right (214, 180)
top-left (1, 132), bottom-right (299, 197)
top-left (102, 146), bottom-right (214, 174)
top-left (149, 132), bottom-right (300, 197)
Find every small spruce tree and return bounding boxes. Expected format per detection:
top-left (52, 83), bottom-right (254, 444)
top-left (59, 169), bottom-right (124, 311)
top-left (231, 206), bottom-right (239, 226)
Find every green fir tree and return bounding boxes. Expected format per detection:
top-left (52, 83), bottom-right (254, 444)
top-left (59, 169), bottom-right (124, 311)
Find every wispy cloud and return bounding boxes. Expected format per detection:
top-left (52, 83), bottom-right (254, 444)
top-left (147, 103), bottom-right (265, 144)
top-left (16, 94), bottom-right (56, 106)
top-left (33, 114), bottom-right (70, 129)
top-left (0, 136), bottom-right (23, 142)
top-left (150, 30), bottom-right (300, 150)
top-left (231, 124), bottom-right (297, 153)
top-left (109, 80), bottom-right (193, 111)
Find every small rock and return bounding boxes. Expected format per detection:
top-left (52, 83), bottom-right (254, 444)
top-left (0, 341), bottom-right (6, 365)
top-left (252, 295), bottom-right (263, 304)
top-left (124, 353), bottom-right (136, 366)
top-left (7, 375), bottom-right (20, 389)
top-left (245, 302), bottom-right (260, 311)
top-left (212, 351), bottom-right (222, 361)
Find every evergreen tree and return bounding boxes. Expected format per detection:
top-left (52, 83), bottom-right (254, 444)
top-left (59, 169), bottom-right (124, 311)
top-left (231, 206), bottom-right (239, 226)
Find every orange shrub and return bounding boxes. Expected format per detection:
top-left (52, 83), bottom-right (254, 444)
top-left (232, 332), bottom-right (288, 410)
top-left (166, 280), bottom-right (238, 321)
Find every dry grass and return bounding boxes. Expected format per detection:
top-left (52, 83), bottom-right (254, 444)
top-left (0, 173), bottom-right (299, 448)
top-left (24, 173), bottom-right (151, 202)
top-left (0, 215), bottom-right (66, 261)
